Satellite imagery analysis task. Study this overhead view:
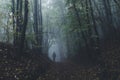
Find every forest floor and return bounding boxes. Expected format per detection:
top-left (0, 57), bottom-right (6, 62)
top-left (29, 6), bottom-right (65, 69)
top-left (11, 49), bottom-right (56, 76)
top-left (38, 60), bottom-right (120, 80)
top-left (0, 41), bottom-right (120, 80)
top-left (38, 61), bottom-right (100, 80)
top-left (37, 41), bottom-right (120, 80)
top-left (0, 42), bottom-right (52, 80)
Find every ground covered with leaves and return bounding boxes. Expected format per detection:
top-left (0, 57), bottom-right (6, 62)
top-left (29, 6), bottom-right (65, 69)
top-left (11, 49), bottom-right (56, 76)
top-left (0, 42), bottom-right (51, 80)
top-left (0, 42), bottom-right (120, 80)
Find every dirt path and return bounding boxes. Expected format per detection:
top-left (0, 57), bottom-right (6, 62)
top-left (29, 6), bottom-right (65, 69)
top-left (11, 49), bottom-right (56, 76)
top-left (38, 61), bottom-right (100, 80)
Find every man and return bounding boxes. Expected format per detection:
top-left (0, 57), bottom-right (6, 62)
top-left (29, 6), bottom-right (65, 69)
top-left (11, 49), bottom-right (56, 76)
top-left (52, 52), bottom-right (56, 62)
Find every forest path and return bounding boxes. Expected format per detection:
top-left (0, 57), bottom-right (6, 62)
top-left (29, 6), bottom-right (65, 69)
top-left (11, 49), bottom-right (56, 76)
top-left (38, 61), bottom-right (99, 80)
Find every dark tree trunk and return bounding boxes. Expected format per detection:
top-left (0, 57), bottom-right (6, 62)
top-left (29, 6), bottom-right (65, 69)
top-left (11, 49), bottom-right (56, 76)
top-left (11, 0), bottom-right (15, 44)
top-left (88, 0), bottom-right (101, 63)
top-left (12, 0), bottom-right (29, 57)
top-left (19, 0), bottom-right (29, 54)
top-left (33, 0), bottom-right (43, 54)
top-left (102, 0), bottom-right (117, 37)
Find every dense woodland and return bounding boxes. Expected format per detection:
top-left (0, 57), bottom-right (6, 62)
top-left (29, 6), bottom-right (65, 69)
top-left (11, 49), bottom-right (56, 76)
top-left (0, 0), bottom-right (120, 80)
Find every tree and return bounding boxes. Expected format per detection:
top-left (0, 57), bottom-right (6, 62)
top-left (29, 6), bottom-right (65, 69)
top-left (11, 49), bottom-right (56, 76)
top-left (33, 0), bottom-right (43, 54)
top-left (11, 0), bottom-right (29, 56)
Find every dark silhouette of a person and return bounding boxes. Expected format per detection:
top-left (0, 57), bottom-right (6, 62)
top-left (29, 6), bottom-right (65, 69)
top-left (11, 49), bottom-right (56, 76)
top-left (53, 52), bottom-right (56, 62)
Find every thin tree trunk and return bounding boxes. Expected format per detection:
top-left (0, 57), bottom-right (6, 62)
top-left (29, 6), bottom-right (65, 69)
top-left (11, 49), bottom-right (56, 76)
top-left (89, 0), bottom-right (101, 62)
top-left (20, 0), bottom-right (29, 53)
top-left (113, 0), bottom-right (120, 8)
top-left (33, 0), bottom-right (43, 54)
top-left (11, 0), bottom-right (15, 44)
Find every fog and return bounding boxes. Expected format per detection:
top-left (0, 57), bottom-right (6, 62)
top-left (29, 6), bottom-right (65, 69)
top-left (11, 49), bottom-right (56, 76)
top-left (48, 42), bottom-right (61, 62)
top-left (42, 0), bottom-right (67, 62)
